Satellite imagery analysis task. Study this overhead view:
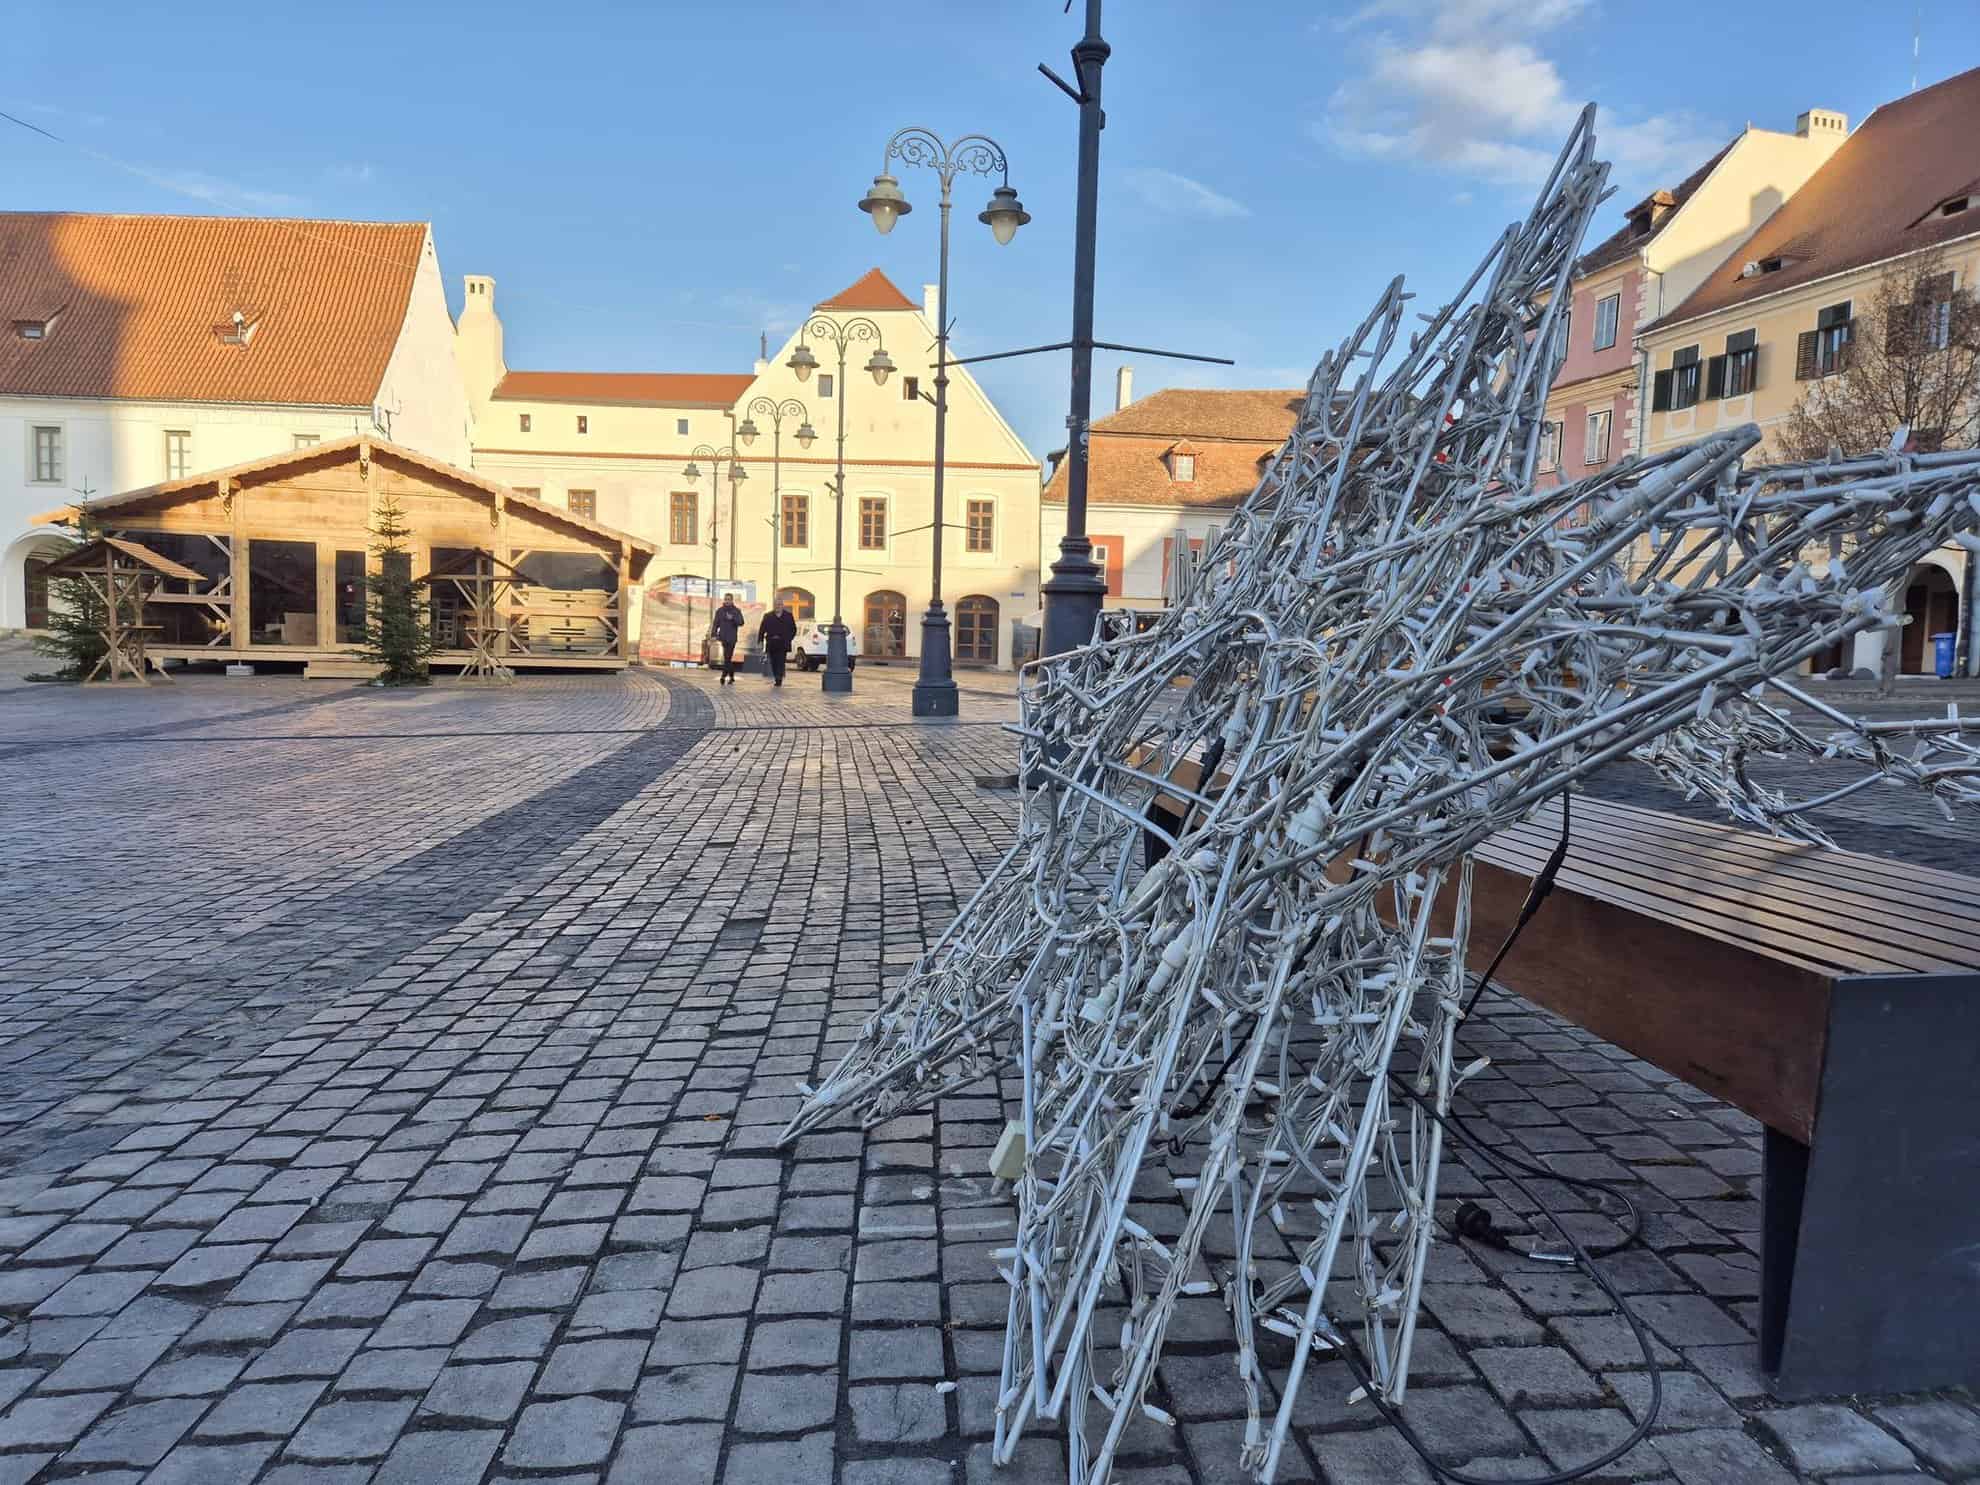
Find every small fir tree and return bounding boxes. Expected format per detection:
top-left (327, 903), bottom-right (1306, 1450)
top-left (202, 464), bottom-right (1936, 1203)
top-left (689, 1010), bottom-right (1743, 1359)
top-left (28, 486), bottom-right (114, 682)
top-left (360, 493), bottom-right (434, 684)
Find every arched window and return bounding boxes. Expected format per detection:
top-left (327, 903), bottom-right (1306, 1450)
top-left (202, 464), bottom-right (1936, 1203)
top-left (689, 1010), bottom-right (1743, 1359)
top-left (865, 589), bottom-right (907, 658)
top-left (775, 586), bottom-right (815, 623)
top-left (955, 595), bottom-right (999, 666)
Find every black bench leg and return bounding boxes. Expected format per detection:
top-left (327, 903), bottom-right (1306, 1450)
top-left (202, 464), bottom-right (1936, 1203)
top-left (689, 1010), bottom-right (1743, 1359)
top-left (1762, 970), bottom-right (1980, 1399)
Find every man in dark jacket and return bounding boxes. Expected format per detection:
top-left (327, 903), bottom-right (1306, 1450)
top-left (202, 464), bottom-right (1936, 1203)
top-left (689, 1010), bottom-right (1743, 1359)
top-left (758, 603), bottom-right (797, 687)
top-left (711, 595), bottom-right (745, 685)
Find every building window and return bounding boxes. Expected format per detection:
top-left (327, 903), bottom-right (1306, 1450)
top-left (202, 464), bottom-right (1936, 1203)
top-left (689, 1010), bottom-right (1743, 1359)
top-left (166, 430), bottom-right (192, 480)
top-left (1539, 421), bottom-right (1561, 472)
top-left (519, 413), bottom-right (531, 432)
top-left (1707, 329), bottom-right (1758, 399)
top-left (670, 491), bottom-right (698, 546)
top-left (1593, 294), bottom-right (1620, 351)
top-left (1091, 540), bottom-right (1112, 591)
top-left (1796, 302), bottom-right (1854, 380)
top-left (858, 496), bottom-right (887, 550)
top-left (775, 586), bottom-right (815, 623)
top-left (30, 425), bottom-right (62, 483)
top-left (576, 415), bottom-right (589, 434)
top-left (568, 489), bottom-right (596, 518)
top-left (955, 595), bottom-right (999, 665)
top-left (818, 373), bottom-right (834, 400)
top-left (864, 590), bottom-right (907, 657)
top-left (965, 498), bottom-right (994, 553)
top-left (1171, 453), bottom-right (1195, 482)
top-left (676, 418), bottom-right (689, 436)
top-left (1671, 345), bottom-right (1701, 409)
top-left (902, 376), bottom-right (919, 402)
top-left (293, 433), bottom-right (320, 449)
top-left (514, 486), bottom-right (541, 498)
top-left (14, 320), bottom-right (46, 340)
top-left (1584, 408), bottom-right (1612, 465)
top-left (782, 493), bottom-right (809, 547)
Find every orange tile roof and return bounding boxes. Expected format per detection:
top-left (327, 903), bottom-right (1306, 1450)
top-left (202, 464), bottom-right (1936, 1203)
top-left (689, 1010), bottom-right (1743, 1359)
top-left (815, 268), bottom-right (919, 313)
top-left (0, 212), bottom-right (425, 406)
top-left (1043, 387), bottom-right (1304, 509)
top-left (1662, 66), bottom-right (1980, 328)
top-left (492, 370), bottom-right (754, 407)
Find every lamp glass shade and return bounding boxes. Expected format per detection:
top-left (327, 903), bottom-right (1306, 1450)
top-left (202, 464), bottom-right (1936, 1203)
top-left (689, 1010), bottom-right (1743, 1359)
top-left (796, 423), bottom-right (818, 449)
top-left (858, 173), bottom-right (910, 235)
top-left (732, 462), bottom-right (748, 483)
top-left (681, 460), bottom-right (701, 483)
top-left (787, 344), bottom-right (818, 382)
top-left (865, 349), bottom-right (895, 386)
top-left (736, 418), bottom-right (759, 447)
top-left (979, 184), bottom-right (1031, 247)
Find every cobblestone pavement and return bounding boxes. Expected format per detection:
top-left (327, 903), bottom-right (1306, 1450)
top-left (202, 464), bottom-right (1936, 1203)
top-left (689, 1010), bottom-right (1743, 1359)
top-left (0, 666), bottom-right (1973, 1483)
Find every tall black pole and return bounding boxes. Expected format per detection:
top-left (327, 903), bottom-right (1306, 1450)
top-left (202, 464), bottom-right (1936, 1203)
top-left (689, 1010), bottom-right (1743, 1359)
top-left (823, 338), bottom-right (854, 694)
top-left (1040, 0), bottom-right (1109, 658)
top-left (913, 177), bottom-right (960, 718)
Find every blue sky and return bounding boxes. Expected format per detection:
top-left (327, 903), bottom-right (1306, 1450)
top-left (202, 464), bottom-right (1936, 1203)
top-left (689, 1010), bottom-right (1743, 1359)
top-left (7, 1), bottom-right (1974, 461)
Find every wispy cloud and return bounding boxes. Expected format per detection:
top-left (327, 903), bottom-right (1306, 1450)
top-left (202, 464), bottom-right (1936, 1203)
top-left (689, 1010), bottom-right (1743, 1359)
top-left (327, 162), bottom-right (376, 187)
top-left (113, 162), bottom-right (307, 212)
top-left (1317, 0), bottom-right (1725, 194)
top-left (1120, 167), bottom-right (1251, 220)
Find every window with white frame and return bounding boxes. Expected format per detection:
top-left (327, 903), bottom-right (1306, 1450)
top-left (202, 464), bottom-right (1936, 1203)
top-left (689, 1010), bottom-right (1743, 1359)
top-left (1593, 294), bottom-right (1620, 351)
top-left (1584, 408), bottom-right (1612, 466)
top-left (1171, 453), bottom-right (1195, 482)
top-left (293, 433), bottom-right (320, 449)
top-left (1539, 421), bottom-right (1561, 471)
top-left (30, 425), bottom-right (62, 483)
top-left (166, 430), bottom-right (192, 480)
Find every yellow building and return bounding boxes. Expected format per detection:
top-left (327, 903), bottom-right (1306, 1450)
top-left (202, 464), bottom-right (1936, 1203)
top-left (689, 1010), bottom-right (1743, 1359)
top-left (1638, 67), bottom-right (1980, 675)
top-left (459, 269), bottom-right (1041, 668)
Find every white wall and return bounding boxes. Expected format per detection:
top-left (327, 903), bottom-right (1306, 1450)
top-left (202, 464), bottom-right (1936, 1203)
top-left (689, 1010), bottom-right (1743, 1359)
top-left (1040, 501), bottom-right (1237, 609)
top-left (374, 230), bottom-right (473, 467)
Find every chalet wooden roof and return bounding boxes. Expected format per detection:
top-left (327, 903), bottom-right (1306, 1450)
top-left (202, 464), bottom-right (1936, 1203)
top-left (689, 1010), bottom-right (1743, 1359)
top-left (42, 536), bottom-right (204, 582)
top-left (37, 434), bottom-right (657, 579)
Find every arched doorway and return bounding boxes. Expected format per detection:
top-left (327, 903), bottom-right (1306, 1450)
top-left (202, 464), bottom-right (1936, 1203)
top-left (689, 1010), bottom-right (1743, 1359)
top-left (4, 529), bottom-right (75, 631)
top-left (1901, 563), bottom-right (1960, 674)
top-left (865, 589), bottom-right (907, 658)
top-left (775, 586), bottom-right (815, 624)
top-left (955, 595), bottom-right (999, 666)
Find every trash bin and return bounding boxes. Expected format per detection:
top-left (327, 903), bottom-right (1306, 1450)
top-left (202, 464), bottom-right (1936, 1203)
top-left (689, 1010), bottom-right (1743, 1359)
top-left (1932, 632), bottom-right (1957, 678)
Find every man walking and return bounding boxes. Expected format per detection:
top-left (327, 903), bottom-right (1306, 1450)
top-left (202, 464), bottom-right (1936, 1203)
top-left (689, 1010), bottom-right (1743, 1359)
top-left (758, 602), bottom-right (796, 688)
top-left (711, 594), bottom-right (745, 685)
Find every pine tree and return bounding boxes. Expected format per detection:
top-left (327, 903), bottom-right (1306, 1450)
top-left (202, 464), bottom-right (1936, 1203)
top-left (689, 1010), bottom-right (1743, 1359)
top-left (359, 493), bottom-right (434, 684)
top-left (28, 489), bottom-right (113, 682)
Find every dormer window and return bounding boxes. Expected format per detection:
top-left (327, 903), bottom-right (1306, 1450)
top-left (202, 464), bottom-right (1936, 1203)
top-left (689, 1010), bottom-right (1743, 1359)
top-left (1165, 442), bottom-right (1199, 482)
top-left (214, 313), bottom-right (259, 347)
top-left (1938, 195), bottom-right (1971, 219)
top-left (13, 320), bottom-right (46, 340)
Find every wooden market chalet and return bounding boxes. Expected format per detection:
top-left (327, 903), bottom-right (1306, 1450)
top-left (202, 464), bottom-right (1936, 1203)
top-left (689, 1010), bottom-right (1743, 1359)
top-left (37, 435), bottom-right (655, 677)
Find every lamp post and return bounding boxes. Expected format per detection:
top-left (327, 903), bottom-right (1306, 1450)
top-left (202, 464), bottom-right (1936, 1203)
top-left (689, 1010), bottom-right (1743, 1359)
top-left (736, 396), bottom-right (816, 620)
top-left (681, 444), bottom-right (746, 665)
top-left (786, 315), bottom-right (894, 693)
top-left (860, 129), bottom-right (1028, 717)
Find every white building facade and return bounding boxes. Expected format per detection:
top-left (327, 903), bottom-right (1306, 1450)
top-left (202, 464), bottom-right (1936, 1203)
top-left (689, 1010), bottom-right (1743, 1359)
top-left (0, 213), bottom-right (469, 630)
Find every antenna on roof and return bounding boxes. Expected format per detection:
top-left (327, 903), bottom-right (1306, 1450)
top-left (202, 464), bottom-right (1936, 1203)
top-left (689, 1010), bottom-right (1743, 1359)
top-left (1912, 6), bottom-right (1920, 91)
top-left (761, 331), bottom-right (768, 361)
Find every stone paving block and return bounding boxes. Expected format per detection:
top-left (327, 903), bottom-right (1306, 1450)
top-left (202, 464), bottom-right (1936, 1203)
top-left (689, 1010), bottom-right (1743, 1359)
top-left (372, 1426), bottom-right (503, 1485)
top-left (66, 1396), bottom-right (210, 1467)
top-left (334, 1346), bottom-right (450, 1395)
top-left (1649, 1427), bottom-right (1797, 1485)
top-left (33, 1268), bottom-right (155, 1316)
top-left (456, 1314), bottom-right (559, 1361)
top-left (40, 1330), bottom-right (175, 1391)
top-left (366, 1297), bottom-right (479, 1349)
top-left (849, 1326), bottom-right (944, 1382)
top-left (1521, 1406), bottom-right (1668, 1479)
top-left (145, 1441), bottom-right (282, 1485)
top-left (283, 1397), bottom-right (417, 1461)
top-left (718, 1429), bottom-right (832, 1485)
top-left (197, 1381), bottom-right (329, 1440)
top-left (1604, 1370), bottom-right (1741, 1431)
top-left (631, 1364), bottom-right (736, 1424)
top-left (1469, 1345), bottom-right (1600, 1407)
top-left (245, 1329), bottom-right (371, 1380)
top-left (850, 1381), bottom-right (949, 1444)
top-left (502, 1396), bottom-right (625, 1470)
top-left (746, 1317), bottom-right (841, 1372)
top-left (842, 1461), bottom-right (954, 1485)
top-left (1419, 1284), bottom-right (1545, 1345)
top-left (1755, 1405), bottom-right (1917, 1474)
top-left (1873, 1399), bottom-right (1980, 1474)
top-left (135, 1353), bottom-right (248, 1398)
top-left (538, 1337), bottom-right (646, 1396)
top-left (0, 1388), bottom-right (117, 1449)
top-left (667, 1265), bottom-right (759, 1318)
top-left (733, 1370), bottom-right (838, 1434)
top-left (647, 1317), bottom-right (747, 1368)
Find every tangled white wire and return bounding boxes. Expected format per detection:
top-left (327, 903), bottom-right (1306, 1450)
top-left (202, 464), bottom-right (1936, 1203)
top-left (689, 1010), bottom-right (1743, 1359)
top-left (784, 109), bottom-right (1980, 1483)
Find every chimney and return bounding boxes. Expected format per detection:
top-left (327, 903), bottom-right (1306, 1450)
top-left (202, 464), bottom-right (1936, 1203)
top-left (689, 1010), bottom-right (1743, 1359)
top-left (1115, 365), bottom-right (1134, 412)
top-left (754, 331), bottom-right (769, 377)
top-left (1796, 107), bottom-right (1847, 138)
top-left (923, 284), bottom-right (939, 325)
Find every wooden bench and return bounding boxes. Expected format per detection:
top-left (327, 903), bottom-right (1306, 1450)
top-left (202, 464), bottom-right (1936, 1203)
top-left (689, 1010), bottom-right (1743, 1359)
top-left (1139, 755), bottom-right (1980, 1398)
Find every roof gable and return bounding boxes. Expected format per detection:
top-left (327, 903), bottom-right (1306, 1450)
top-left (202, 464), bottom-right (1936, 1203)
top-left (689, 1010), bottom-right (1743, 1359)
top-left (1575, 140), bottom-right (1736, 277)
top-left (815, 268), bottom-right (918, 313)
top-left (1662, 66), bottom-right (1980, 326)
top-left (1043, 387), bottom-right (1304, 509)
top-left (0, 213), bottom-right (427, 406)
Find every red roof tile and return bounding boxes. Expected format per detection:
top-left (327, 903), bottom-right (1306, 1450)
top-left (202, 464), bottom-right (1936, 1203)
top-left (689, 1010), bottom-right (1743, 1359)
top-left (815, 268), bottom-right (919, 313)
top-left (0, 212), bottom-right (425, 406)
top-left (491, 370), bottom-right (754, 407)
top-left (1043, 388), bottom-right (1304, 509)
top-left (1662, 66), bottom-right (1980, 327)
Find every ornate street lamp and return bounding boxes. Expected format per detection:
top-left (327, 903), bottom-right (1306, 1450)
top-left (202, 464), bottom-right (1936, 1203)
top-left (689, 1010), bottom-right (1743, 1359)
top-left (743, 395), bottom-right (813, 672)
top-left (861, 127), bottom-right (1026, 717)
top-left (787, 314), bottom-right (890, 693)
top-left (684, 443), bottom-right (744, 664)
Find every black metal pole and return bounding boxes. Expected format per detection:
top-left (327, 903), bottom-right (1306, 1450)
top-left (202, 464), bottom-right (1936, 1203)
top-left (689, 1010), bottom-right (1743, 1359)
top-left (823, 338), bottom-right (854, 693)
top-left (1040, 0), bottom-right (1109, 658)
top-left (913, 176), bottom-right (960, 718)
